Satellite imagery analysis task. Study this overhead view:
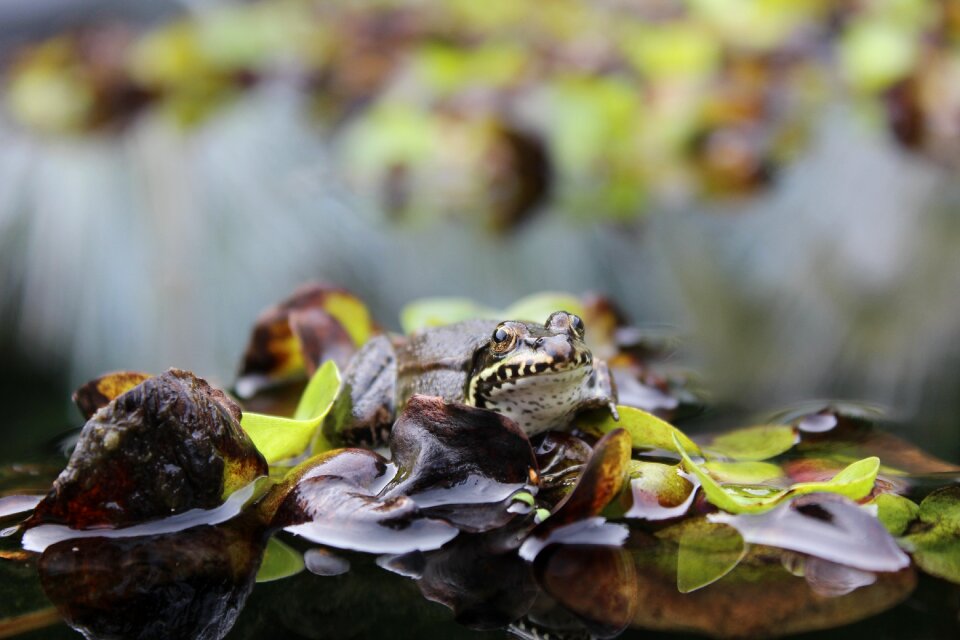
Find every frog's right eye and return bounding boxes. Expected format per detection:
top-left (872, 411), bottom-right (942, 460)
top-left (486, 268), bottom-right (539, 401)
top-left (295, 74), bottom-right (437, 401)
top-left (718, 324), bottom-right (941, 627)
top-left (492, 325), bottom-right (516, 353)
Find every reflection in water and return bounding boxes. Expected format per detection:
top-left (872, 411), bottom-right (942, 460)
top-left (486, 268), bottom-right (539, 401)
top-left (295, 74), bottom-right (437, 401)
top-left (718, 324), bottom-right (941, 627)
top-left (37, 512), bottom-right (269, 640)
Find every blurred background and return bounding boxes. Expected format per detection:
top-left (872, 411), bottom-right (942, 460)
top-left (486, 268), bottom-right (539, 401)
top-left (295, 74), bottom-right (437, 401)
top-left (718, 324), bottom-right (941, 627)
top-left (1, 0), bottom-right (959, 462)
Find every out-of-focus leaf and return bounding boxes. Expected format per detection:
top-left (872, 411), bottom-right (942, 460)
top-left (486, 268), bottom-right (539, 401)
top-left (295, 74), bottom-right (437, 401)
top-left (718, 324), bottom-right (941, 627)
top-left (72, 371), bottom-right (152, 420)
top-left (255, 536), bottom-right (305, 583)
top-left (871, 493), bottom-right (919, 536)
top-left (502, 292), bottom-right (586, 325)
top-left (579, 406), bottom-right (701, 456)
top-left (901, 486), bottom-right (960, 584)
top-left (241, 361), bottom-right (341, 463)
top-left (400, 298), bottom-right (497, 334)
top-left (676, 434), bottom-right (879, 514)
top-left (840, 21), bottom-right (918, 92)
top-left (705, 425), bottom-right (798, 461)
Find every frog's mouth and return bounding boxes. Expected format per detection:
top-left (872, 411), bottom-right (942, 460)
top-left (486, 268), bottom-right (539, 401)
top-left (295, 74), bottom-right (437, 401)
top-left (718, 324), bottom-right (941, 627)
top-left (467, 351), bottom-right (593, 410)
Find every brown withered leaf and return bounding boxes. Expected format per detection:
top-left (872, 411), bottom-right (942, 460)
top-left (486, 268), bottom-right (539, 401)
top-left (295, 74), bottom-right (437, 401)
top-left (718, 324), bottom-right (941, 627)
top-left (72, 371), bottom-right (152, 420)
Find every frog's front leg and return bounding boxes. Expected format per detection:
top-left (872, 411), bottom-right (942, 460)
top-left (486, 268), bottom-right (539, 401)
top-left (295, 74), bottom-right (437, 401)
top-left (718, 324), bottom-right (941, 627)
top-left (324, 335), bottom-right (397, 446)
top-left (581, 358), bottom-right (619, 420)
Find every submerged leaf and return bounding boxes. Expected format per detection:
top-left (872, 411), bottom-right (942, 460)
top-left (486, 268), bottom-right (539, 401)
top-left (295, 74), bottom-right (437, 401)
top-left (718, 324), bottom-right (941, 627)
top-left (579, 406), bottom-right (701, 456)
top-left (255, 537), bottom-right (305, 583)
top-left (240, 361), bottom-right (341, 463)
top-left (705, 425), bottom-right (798, 461)
top-left (672, 520), bottom-right (745, 593)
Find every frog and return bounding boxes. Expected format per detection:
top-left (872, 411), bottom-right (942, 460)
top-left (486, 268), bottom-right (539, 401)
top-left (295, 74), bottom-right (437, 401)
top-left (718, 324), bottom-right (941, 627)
top-left (325, 310), bottom-right (617, 445)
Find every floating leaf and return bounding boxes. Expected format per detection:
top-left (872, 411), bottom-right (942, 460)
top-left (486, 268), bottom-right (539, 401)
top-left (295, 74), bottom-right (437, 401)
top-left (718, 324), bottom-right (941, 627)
top-left (502, 292), bottom-right (586, 325)
top-left (871, 493), bottom-right (919, 537)
top-left (672, 520), bottom-right (746, 593)
top-left (703, 461), bottom-right (786, 485)
top-left (255, 537), bottom-right (305, 583)
top-left (675, 434), bottom-right (879, 514)
top-left (900, 486), bottom-right (960, 584)
top-left (579, 406), bottom-right (701, 456)
top-left (705, 425), bottom-right (798, 461)
top-left (241, 361), bottom-right (341, 464)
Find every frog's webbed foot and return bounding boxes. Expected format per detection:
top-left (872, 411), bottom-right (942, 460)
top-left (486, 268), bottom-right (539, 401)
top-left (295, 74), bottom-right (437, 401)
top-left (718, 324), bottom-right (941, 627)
top-left (583, 357), bottom-right (618, 419)
top-left (324, 335), bottom-right (397, 446)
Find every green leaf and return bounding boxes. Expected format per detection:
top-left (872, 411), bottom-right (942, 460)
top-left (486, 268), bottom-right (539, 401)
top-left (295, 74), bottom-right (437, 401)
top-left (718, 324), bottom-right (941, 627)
top-left (901, 486), bottom-right (960, 584)
top-left (675, 434), bottom-right (879, 514)
top-left (400, 298), bottom-right (497, 334)
top-left (706, 425), bottom-right (798, 461)
top-left (579, 406), bottom-right (701, 456)
top-left (703, 461), bottom-right (785, 484)
top-left (241, 361), bottom-right (341, 463)
top-left (255, 537), bottom-right (305, 583)
top-left (675, 520), bottom-right (746, 593)
top-left (511, 491), bottom-right (535, 507)
top-left (503, 292), bottom-right (586, 325)
top-left (871, 493), bottom-right (919, 536)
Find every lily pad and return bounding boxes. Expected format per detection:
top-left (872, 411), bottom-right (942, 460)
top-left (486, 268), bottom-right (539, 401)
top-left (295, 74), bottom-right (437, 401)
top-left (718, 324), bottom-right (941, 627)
top-left (676, 434), bottom-right (880, 514)
top-left (240, 360), bottom-right (341, 464)
top-left (255, 536), bottom-right (305, 583)
top-left (900, 486), bottom-right (960, 584)
top-left (578, 406), bottom-right (701, 456)
top-left (26, 369), bottom-right (267, 531)
top-left (705, 425), bottom-right (798, 461)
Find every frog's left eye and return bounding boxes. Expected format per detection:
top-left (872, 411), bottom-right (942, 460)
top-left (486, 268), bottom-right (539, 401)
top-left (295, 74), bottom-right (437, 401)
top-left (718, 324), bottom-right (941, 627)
top-left (569, 315), bottom-right (585, 337)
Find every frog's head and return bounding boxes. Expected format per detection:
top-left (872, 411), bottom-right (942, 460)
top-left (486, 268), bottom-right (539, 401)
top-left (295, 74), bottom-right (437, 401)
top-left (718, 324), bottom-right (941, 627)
top-left (467, 311), bottom-right (616, 435)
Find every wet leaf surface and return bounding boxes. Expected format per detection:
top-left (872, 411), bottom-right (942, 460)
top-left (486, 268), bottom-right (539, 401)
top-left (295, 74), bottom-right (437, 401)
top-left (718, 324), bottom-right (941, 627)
top-left (611, 460), bottom-right (698, 521)
top-left (26, 369), bottom-right (267, 531)
top-left (710, 494), bottom-right (910, 573)
top-left (382, 395), bottom-right (538, 532)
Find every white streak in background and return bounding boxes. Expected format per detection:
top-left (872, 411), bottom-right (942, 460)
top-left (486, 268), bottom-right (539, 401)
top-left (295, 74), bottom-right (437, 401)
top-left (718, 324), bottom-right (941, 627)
top-left (518, 517), bottom-right (629, 562)
top-left (20, 477), bottom-right (259, 553)
top-left (658, 105), bottom-right (960, 426)
top-left (709, 495), bottom-right (910, 573)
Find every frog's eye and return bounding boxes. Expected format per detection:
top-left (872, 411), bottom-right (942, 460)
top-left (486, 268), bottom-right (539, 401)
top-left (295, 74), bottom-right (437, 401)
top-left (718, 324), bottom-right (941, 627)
top-left (569, 314), bottom-right (585, 337)
top-left (491, 325), bottom-right (516, 353)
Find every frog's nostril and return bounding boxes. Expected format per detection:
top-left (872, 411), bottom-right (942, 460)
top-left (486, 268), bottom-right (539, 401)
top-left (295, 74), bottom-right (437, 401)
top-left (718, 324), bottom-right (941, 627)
top-left (534, 337), bottom-right (544, 349)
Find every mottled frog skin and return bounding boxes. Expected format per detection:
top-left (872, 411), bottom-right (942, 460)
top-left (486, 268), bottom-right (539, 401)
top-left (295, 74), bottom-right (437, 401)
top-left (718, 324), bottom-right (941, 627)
top-left (331, 311), bottom-right (616, 444)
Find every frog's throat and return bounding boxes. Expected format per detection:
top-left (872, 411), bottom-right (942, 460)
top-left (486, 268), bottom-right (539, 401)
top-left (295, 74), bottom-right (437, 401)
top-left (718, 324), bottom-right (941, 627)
top-left (466, 351), bottom-right (593, 409)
